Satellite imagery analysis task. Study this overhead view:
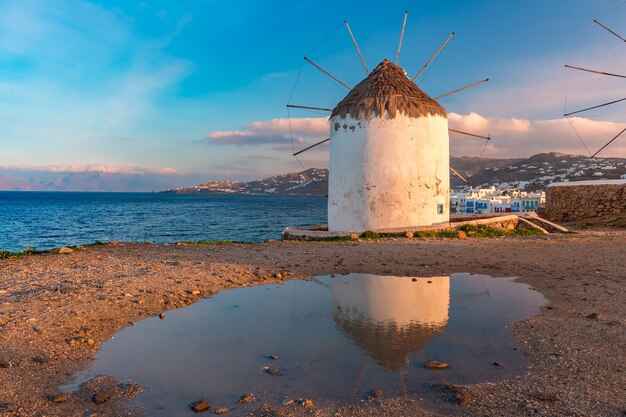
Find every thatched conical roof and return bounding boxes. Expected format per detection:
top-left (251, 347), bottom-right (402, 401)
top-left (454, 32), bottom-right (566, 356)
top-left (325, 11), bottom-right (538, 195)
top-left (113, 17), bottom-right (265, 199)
top-left (331, 59), bottom-right (446, 120)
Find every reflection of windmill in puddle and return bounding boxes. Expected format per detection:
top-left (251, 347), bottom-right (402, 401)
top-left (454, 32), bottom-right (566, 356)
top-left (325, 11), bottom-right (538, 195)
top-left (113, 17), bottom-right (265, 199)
top-left (564, 18), bottom-right (626, 157)
top-left (331, 274), bottom-right (450, 371)
top-left (288, 12), bottom-right (491, 230)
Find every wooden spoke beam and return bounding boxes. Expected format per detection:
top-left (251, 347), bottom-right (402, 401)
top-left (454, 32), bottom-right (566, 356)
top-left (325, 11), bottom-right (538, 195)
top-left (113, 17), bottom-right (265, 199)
top-left (564, 97), bottom-right (626, 117)
top-left (449, 166), bottom-right (469, 184)
top-left (565, 64), bottom-right (626, 79)
top-left (594, 19), bottom-right (626, 43)
top-left (411, 32), bottom-right (455, 82)
top-left (293, 138), bottom-right (330, 156)
top-left (287, 104), bottom-right (333, 112)
top-left (592, 127), bottom-right (626, 158)
top-left (304, 57), bottom-right (352, 90)
top-left (448, 128), bottom-right (490, 140)
top-left (395, 11), bottom-right (408, 65)
top-left (434, 78), bottom-right (490, 100)
top-left (344, 21), bottom-right (369, 75)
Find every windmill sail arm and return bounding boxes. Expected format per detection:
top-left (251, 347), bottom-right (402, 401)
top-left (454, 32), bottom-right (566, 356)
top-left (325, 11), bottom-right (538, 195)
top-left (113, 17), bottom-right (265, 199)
top-left (293, 138), bottom-right (330, 156)
top-left (287, 104), bottom-right (333, 112)
top-left (594, 19), bottom-right (626, 43)
top-left (304, 57), bottom-right (352, 90)
top-left (449, 166), bottom-right (469, 184)
top-left (564, 64), bottom-right (626, 79)
top-left (344, 21), bottom-right (369, 75)
top-left (448, 128), bottom-right (490, 140)
top-left (592, 127), bottom-right (626, 158)
top-left (411, 32), bottom-right (455, 82)
top-left (564, 97), bottom-right (626, 117)
top-left (434, 78), bottom-right (490, 100)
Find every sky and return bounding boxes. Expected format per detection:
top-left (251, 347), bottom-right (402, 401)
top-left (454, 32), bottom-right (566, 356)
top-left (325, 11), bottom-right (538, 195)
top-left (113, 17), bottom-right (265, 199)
top-left (0, 0), bottom-right (625, 183)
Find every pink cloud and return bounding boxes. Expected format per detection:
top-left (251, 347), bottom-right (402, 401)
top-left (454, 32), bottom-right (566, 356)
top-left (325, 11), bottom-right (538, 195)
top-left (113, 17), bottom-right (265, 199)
top-left (448, 112), bottom-right (626, 158)
top-left (0, 164), bottom-right (179, 175)
top-left (206, 117), bottom-right (327, 146)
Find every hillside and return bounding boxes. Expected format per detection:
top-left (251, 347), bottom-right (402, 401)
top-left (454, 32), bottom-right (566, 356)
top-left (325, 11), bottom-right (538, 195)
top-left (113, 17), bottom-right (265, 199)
top-left (164, 153), bottom-right (626, 195)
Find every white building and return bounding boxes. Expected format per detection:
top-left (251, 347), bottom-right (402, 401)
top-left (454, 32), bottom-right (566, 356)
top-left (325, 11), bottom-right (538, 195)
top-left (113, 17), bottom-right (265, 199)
top-left (451, 187), bottom-right (545, 214)
top-left (328, 59), bottom-right (449, 231)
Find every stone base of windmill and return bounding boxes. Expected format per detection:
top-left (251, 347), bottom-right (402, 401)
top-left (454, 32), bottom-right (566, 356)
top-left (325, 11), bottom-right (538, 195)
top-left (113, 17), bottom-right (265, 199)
top-left (282, 213), bottom-right (568, 241)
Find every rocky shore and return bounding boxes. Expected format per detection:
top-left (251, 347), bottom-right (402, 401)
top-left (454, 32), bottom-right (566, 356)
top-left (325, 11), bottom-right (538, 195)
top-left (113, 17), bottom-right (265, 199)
top-left (0, 232), bottom-right (625, 416)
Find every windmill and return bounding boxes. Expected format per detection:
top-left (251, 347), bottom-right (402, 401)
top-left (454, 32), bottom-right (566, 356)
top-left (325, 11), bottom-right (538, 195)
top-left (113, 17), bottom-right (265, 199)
top-left (287, 12), bottom-right (491, 231)
top-left (564, 17), bottom-right (626, 157)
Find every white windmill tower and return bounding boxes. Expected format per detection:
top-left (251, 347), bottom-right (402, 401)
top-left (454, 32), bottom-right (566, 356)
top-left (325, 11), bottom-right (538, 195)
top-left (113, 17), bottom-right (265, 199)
top-left (287, 12), bottom-right (490, 233)
top-left (328, 59), bottom-right (450, 230)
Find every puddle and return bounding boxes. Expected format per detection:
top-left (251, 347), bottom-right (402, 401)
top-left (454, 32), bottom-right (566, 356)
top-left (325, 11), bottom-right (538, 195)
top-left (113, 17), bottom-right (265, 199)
top-left (68, 273), bottom-right (546, 415)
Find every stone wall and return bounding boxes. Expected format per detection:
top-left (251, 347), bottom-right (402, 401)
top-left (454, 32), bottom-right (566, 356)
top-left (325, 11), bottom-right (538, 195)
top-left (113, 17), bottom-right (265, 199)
top-left (545, 181), bottom-right (626, 222)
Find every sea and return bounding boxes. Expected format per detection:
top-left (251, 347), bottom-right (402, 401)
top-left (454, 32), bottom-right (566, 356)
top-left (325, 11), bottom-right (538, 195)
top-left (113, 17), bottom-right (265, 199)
top-left (0, 192), bottom-right (327, 253)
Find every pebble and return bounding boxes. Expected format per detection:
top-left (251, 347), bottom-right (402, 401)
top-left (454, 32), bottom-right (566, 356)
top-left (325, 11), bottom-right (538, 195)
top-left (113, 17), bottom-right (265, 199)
top-left (51, 394), bottom-right (68, 403)
top-left (433, 383), bottom-right (470, 405)
top-left (159, 312), bottom-right (165, 320)
top-left (268, 355), bottom-right (279, 360)
top-left (367, 389), bottom-right (383, 399)
top-left (457, 230), bottom-right (467, 239)
top-left (350, 234), bottom-right (358, 239)
top-left (274, 273), bottom-right (283, 279)
top-left (92, 392), bottom-right (109, 405)
top-left (238, 393), bottom-right (254, 403)
top-left (425, 360), bottom-right (449, 369)
top-left (58, 247), bottom-right (74, 254)
top-left (405, 231), bottom-right (414, 238)
top-left (0, 316), bottom-right (9, 326)
top-left (492, 361), bottom-right (503, 367)
top-left (190, 401), bottom-right (211, 412)
top-left (281, 399), bottom-right (293, 406)
top-left (0, 360), bottom-right (10, 368)
top-left (301, 399), bottom-right (314, 409)
top-left (213, 407), bottom-right (228, 414)
top-left (32, 355), bottom-right (49, 364)
top-left (412, 278), bottom-right (417, 282)
top-left (262, 366), bottom-right (284, 376)
top-left (585, 312), bottom-right (600, 320)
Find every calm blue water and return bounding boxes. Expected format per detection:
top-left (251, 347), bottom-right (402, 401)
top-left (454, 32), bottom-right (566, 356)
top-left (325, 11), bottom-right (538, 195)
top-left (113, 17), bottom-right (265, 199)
top-left (0, 192), bottom-right (327, 252)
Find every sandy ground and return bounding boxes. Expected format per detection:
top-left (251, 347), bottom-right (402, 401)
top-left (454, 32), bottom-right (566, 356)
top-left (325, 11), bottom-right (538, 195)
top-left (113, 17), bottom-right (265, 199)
top-left (0, 232), bottom-right (625, 417)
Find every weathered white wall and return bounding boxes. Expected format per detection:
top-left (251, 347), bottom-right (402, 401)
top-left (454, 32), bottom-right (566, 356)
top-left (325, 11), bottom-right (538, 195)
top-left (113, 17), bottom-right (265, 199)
top-left (328, 113), bottom-right (450, 231)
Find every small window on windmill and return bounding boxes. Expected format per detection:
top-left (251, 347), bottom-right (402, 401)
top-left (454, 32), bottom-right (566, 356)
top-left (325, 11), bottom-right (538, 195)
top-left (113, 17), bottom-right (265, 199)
top-left (437, 204), bottom-right (444, 215)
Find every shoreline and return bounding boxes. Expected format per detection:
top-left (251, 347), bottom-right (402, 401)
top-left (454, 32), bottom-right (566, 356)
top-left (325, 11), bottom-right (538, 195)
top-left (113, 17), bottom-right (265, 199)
top-left (1, 232), bottom-right (625, 416)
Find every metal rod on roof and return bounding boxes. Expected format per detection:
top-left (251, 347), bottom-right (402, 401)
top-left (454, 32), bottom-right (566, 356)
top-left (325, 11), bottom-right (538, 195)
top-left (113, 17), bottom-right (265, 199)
top-left (304, 57), bottom-right (352, 90)
top-left (593, 19), bottom-right (626, 43)
top-left (564, 64), bottom-right (626, 79)
top-left (449, 166), bottom-right (469, 184)
top-left (395, 11), bottom-right (408, 65)
top-left (411, 32), bottom-right (455, 82)
top-left (287, 104), bottom-right (333, 112)
top-left (591, 127), bottom-right (626, 158)
top-left (563, 97), bottom-right (626, 117)
top-left (448, 128), bottom-right (490, 141)
top-left (345, 21), bottom-right (369, 75)
top-left (434, 78), bottom-right (490, 100)
top-left (293, 138), bottom-right (330, 156)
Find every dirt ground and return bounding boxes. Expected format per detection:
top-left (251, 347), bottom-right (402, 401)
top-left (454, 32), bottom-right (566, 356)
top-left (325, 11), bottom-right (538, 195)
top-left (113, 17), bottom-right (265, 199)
top-left (0, 231), bottom-right (625, 417)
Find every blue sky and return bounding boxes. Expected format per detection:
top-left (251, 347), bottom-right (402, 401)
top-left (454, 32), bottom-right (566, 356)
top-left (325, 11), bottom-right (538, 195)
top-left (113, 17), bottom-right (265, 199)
top-left (0, 0), bottom-right (625, 182)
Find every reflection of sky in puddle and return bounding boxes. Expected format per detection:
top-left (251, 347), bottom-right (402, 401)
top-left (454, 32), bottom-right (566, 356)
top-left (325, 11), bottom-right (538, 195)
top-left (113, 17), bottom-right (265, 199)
top-left (69, 273), bottom-right (545, 415)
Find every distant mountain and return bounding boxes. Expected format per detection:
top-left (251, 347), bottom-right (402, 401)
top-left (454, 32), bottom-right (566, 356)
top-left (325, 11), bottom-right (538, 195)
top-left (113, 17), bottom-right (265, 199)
top-left (451, 152), bottom-right (626, 190)
top-left (0, 171), bottom-right (177, 192)
top-left (163, 168), bottom-right (329, 196)
top-left (163, 153), bottom-right (626, 195)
